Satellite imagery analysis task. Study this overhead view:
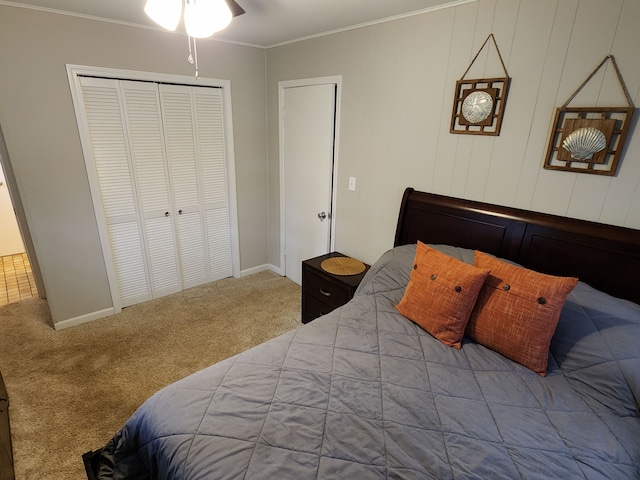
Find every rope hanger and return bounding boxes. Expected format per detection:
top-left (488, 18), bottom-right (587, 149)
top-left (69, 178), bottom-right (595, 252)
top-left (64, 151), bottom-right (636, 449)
top-left (561, 55), bottom-right (635, 108)
top-left (460, 33), bottom-right (509, 80)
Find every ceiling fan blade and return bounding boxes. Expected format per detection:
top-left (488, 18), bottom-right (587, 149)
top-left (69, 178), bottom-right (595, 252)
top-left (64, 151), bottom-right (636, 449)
top-left (224, 0), bottom-right (245, 17)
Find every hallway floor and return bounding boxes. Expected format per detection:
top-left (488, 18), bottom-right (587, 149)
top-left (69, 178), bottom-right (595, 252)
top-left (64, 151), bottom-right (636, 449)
top-left (0, 253), bottom-right (38, 306)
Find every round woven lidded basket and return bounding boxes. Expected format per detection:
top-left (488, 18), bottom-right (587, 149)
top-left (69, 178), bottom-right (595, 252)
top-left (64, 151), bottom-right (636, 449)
top-left (321, 257), bottom-right (366, 276)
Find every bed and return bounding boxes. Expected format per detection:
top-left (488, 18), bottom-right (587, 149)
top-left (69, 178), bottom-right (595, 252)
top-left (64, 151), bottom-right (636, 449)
top-left (93, 188), bottom-right (640, 479)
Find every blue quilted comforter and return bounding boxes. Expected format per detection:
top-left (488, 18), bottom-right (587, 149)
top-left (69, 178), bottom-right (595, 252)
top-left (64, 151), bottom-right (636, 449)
top-left (98, 245), bottom-right (640, 479)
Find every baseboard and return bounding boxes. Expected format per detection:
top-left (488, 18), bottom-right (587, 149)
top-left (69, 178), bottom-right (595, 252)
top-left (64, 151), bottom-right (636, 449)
top-left (53, 307), bottom-right (115, 331)
top-left (240, 264), bottom-right (284, 277)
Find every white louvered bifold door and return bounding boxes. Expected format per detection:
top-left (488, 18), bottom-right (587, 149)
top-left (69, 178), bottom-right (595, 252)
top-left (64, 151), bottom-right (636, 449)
top-left (194, 88), bottom-right (232, 281)
top-left (121, 81), bottom-right (182, 298)
top-left (78, 77), bottom-right (233, 308)
top-left (79, 77), bottom-right (152, 307)
top-left (160, 84), bottom-right (232, 288)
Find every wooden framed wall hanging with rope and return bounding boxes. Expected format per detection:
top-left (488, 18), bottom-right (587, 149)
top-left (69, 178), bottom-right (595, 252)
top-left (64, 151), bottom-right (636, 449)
top-left (450, 34), bottom-right (511, 136)
top-left (543, 55), bottom-right (635, 176)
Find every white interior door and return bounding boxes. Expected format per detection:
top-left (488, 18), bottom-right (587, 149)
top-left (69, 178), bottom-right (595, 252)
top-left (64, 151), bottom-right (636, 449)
top-left (282, 82), bottom-right (337, 285)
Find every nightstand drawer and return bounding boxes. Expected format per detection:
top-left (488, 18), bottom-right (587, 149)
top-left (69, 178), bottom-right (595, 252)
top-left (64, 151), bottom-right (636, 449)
top-left (304, 270), bottom-right (349, 309)
top-left (304, 294), bottom-right (335, 321)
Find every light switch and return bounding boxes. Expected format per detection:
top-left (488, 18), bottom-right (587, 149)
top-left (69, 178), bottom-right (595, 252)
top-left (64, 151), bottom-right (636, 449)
top-left (348, 177), bottom-right (356, 191)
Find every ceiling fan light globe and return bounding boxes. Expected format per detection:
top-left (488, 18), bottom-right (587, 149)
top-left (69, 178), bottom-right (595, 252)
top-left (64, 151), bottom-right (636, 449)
top-left (184, 0), bottom-right (232, 38)
top-left (144, 0), bottom-right (182, 31)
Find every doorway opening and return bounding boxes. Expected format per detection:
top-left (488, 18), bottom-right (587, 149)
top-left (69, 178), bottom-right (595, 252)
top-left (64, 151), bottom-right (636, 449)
top-left (0, 254), bottom-right (38, 306)
top-left (0, 123), bottom-right (45, 307)
top-left (0, 157), bottom-right (39, 306)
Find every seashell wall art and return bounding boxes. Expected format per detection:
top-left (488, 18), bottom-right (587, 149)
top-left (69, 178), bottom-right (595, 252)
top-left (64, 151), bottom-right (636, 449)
top-left (561, 127), bottom-right (607, 161)
top-left (450, 34), bottom-right (510, 136)
top-left (544, 56), bottom-right (635, 176)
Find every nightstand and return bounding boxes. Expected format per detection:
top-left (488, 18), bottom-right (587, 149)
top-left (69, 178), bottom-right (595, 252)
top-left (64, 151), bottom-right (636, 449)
top-left (301, 252), bottom-right (370, 324)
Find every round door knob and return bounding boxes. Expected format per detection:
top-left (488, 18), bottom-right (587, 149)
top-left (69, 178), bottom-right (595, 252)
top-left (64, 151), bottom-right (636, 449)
top-left (317, 211), bottom-right (327, 220)
top-left (178, 209), bottom-right (183, 215)
top-left (165, 212), bottom-right (170, 217)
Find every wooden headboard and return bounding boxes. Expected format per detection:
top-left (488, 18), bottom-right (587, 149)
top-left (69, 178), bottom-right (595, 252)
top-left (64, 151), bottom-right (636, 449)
top-left (394, 188), bottom-right (640, 305)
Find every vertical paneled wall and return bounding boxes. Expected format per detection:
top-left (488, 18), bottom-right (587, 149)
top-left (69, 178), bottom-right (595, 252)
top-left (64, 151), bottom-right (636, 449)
top-left (266, 0), bottom-right (640, 266)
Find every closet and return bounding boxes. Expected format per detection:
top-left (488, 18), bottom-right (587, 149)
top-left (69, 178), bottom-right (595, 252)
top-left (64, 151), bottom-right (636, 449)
top-left (76, 75), bottom-right (234, 308)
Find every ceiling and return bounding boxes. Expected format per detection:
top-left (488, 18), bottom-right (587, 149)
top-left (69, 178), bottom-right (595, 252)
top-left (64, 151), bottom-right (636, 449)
top-left (2, 0), bottom-right (469, 47)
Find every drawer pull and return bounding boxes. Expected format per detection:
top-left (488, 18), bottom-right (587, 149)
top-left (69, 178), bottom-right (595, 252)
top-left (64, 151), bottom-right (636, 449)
top-left (320, 288), bottom-right (331, 297)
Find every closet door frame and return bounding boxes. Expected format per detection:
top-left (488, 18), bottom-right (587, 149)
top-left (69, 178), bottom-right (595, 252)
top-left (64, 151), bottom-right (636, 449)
top-left (67, 64), bottom-right (240, 313)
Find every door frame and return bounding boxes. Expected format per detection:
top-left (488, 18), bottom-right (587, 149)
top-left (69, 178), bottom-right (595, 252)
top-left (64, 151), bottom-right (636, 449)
top-left (67, 64), bottom-right (241, 313)
top-left (278, 76), bottom-right (342, 275)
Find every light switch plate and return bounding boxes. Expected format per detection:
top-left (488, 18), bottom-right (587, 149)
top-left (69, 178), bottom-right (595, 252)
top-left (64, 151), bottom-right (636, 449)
top-left (348, 177), bottom-right (356, 191)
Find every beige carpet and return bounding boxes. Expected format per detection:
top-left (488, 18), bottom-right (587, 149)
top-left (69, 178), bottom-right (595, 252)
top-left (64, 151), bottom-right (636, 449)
top-left (0, 271), bottom-right (301, 480)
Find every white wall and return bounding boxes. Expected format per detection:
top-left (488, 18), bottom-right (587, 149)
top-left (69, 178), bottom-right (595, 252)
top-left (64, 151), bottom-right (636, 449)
top-left (0, 5), bottom-right (268, 325)
top-left (266, 0), bottom-right (640, 268)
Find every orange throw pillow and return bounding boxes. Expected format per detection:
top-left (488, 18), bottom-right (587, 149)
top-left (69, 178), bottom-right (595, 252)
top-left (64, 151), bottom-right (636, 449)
top-left (396, 242), bottom-right (491, 349)
top-left (468, 251), bottom-right (578, 376)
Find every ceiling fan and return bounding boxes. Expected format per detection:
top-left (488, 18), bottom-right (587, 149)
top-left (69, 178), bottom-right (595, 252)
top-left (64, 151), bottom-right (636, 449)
top-left (224, 0), bottom-right (245, 18)
top-left (144, 0), bottom-right (245, 78)
top-left (145, 0), bottom-right (244, 37)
